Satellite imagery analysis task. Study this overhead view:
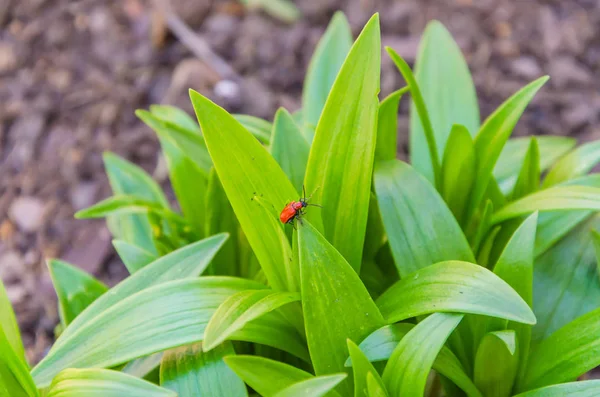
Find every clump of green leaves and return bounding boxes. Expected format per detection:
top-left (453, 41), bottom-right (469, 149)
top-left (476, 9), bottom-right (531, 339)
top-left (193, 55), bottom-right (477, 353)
top-left (3, 11), bottom-right (600, 397)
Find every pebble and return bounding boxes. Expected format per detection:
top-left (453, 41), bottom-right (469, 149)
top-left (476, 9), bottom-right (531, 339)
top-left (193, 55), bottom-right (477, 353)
top-left (9, 197), bottom-right (46, 233)
top-left (511, 56), bottom-right (542, 79)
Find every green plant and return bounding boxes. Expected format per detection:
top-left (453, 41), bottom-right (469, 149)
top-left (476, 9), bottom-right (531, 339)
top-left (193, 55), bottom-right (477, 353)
top-left (3, 11), bottom-right (600, 397)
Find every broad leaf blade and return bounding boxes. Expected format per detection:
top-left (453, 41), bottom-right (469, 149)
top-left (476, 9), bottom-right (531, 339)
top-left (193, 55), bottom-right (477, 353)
top-left (382, 313), bottom-right (463, 397)
top-left (375, 87), bottom-right (408, 162)
top-left (441, 124), bottom-right (476, 225)
top-left (510, 137), bottom-right (540, 200)
top-left (273, 374), bottom-right (348, 397)
top-left (514, 381), bottom-right (600, 397)
top-left (494, 136), bottom-right (575, 194)
top-left (298, 221), bottom-right (385, 395)
top-left (149, 104), bottom-right (201, 135)
top-left (522, 307), bottom-right (600, 390)
top-left (112, 240), bottom-right (157, 274)
top-left (0, 278), bottom-right (25, 363)
top-left (543, 140), bottom-right (600, 187)
top-left (374, 160), bottom-right (474, 278)
top-left (304, 14), bottom-right (381, 272)
top-left (31, 277), bottom-right (265, 387)
top-left (376, 261), bottom-right (536, 325)
top-left (302, 11), bottom-right (352, 131)
top-left (367, 372), bottom-right (388, 397)
top-left (347, 339), bottom-right (387, 397)
top-left (409, 20), bottom-right (480, 185)
top-left (48, 260), bottom-right (108, 327)
top-left (473, 331), bottom-right (517, 397)
top-left (492, 186), bottom-right (600, 224)
top-left (203, 289), bottom-right (301, 351)
top-left (224, 355), bottom-right (342, 397)
top-left (48, 234), bottom-right (227, 352)
top-left (270, 108), bottom-right (310, 193)
top-left (47, 368), bottom-right (175, 397)
top-left (190, 90), bottom-right (297, 291)
top-left (233, 114), bottom-right (272, 144)
top-left (347, 323), bottom-right (482, 397)
top-left (160, 342), bottom-right (247, 397)
top-left (0, 325), bottom-right (36, 397)
top-left (468, 77), bottom-right (548, 219)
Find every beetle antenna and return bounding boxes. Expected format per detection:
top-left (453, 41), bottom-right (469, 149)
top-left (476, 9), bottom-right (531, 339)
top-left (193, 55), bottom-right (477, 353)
top-left (305, 186), bottom-right (320, 201)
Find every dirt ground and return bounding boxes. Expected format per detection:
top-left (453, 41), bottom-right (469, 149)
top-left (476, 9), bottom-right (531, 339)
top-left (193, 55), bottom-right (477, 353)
top-left (1, 0), bottom-right (599, 363)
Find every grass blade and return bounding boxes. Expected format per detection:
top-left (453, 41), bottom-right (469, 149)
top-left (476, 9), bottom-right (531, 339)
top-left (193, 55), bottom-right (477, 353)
top-left (304, 14), bottom-right (381, 272)
top-left (375, 87), bottom-right (408, 162)
top-left (0, 277), bottom-right (25, 363)
top-left (542, 140), bottom-right (600, 187)
top-left (112, 240), bottom-right (157, 274)
top-left (510, 137), bottom-right (540, 200)
top-left (273, 374), bottom-right (348, 397)
top-left (347, 339), bottom-right (387, 397)
top-left (233, 114), bottom-right (272, 144)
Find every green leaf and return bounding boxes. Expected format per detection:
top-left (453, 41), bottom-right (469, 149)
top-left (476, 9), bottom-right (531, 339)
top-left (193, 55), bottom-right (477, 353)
top-left (373, 160), bottom-right (474, 278)
top-left (224, 355), bottom-right (342, 397)
top-left (47, 368), bottom-right (176, 397)
top-left (346, 324), bottom-right (482, 397)
top-left (543, 140), bottom-right (600, 188)
top-left (204, 168), bottom-right (240, 276)
top-left (122, 353), bottom-right (163, 378)
top-left (494, 136), bottom-right (575, 194)
top-left (376, 260), bottom-right (536, 325)
top-left (149, 104), bottom-right (201, 135)
top-left (532, 214), bottom-right (600, 342)
top-left (534, 211), bottom-right (591, 257)
top-left (112, 240), bottom-right (157, 274)
top-left (468, 76), bottom-right (549, 219)
top-left (160, 342), bottom-right (247, 397)
top-left (233, 114), bottom-right (272, 145)
top-left (382, 313), bottom-right (463, 397)
top-left (44, 234), bottom-right (227, 352)
top-left (473, 330), bottom-right (517, 397)
top-left (522, 306), bottom-right (600, 390)
top-left (75, 194), bottom-right (179, 222)
top-left (492, 186), bottom-right (600, 224)
top-left (103, 152), bottom-right (169, 254)
top-left (303, 14), bottom-right (381, 272)
top-left (491, 213), bottom-right (537, 384)
top-left (0, 325), bottom-right (37, 397)
top-left (409, 20), bottom-right (480, 186)
top-left (138, 110), bottom-right (209, 234)
top-left (511, 137), bottom-right (540, 200)
top-left (203, 289), bottom-right (301, 351)
top-left (514, 381), bottom-right (600, 397)
top-left (31, 277), bottom-right (266, 387)
top-left (298, 221), bottom-right (385, 395)
top-left (347, 339), bottom-right (386, 397)
top-left (387, 47), bottom-right (440, 188)
top-left (302, 11), bottom-right (352, 131)
top-left (190, 90), bottom-right (297, 291)
top-left (273, 374), bottom-right (348, 397)
top-left (441, 124), bottom-right (476, 225)
top-left (0, 277), bottom-right (25, 363)
top-left (270, 108), bottom-right (310, 193)
top-left (47, 260), bottom-right (108, 327)
top-left (375, 87), bottom-right (408, 162)
top-left (366, 372), bottom-right (388, 397)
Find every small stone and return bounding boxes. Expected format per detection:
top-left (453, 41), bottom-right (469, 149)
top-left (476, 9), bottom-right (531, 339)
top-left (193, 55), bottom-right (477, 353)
top-left (511, 56), bottom-right (542, 79)
top-left (549, 57), bottom-right (593, 88)
top-left (70, 182), bottom-right (99, 211)
top-left (9, 196), bottom-right (46, 233)
top-left (0, 250), bottom-right (25, 282)
top-left (0, 42), bottom-right (17, 73)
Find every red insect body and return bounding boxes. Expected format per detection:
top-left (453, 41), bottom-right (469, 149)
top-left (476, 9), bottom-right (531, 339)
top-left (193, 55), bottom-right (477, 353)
top-left (279, 201), bottom-right (305, 224)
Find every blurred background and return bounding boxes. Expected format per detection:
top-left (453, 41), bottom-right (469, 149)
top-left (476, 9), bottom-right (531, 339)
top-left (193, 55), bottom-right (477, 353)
top-left (0, 0), bottom-right (599, 363)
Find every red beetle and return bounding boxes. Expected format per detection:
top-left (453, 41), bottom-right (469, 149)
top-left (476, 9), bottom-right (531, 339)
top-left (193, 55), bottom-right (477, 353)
top-left (280, 186), bottom-right (320, 225)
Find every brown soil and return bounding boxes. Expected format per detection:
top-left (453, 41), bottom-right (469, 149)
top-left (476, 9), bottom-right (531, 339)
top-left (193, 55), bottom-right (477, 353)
top-left (1, 0), bottom-right (599, 363)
